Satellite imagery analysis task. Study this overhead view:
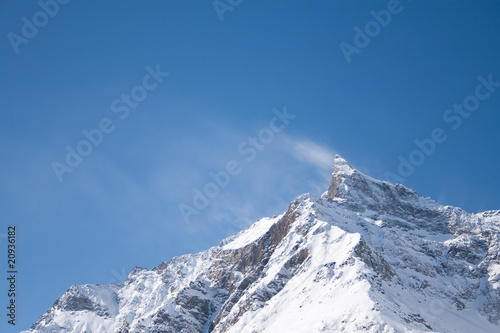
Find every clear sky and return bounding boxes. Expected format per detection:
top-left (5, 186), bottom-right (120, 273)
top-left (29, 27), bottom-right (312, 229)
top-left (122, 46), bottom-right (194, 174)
top-left (1, 0), bottom-right (499, 330)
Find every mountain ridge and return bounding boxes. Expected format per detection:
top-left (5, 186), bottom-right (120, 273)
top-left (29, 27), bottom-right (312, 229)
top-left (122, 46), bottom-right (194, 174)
top-left (24, 156), bottom-right (500, 332)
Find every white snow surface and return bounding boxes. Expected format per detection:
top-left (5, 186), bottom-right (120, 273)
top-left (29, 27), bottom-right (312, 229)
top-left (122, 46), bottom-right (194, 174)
top-left (221, 215), bottom-right (281, 250)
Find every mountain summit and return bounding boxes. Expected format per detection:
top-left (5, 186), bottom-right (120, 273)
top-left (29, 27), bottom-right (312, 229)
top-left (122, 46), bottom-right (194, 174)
top-left (25, 157), bottom-right (500, 332)
top-left (324, 154), bottom-right (355, 199)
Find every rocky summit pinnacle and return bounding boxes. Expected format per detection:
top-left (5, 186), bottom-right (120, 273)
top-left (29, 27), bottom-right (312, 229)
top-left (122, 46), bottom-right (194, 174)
top-left (324, 154), bottom-right (355, 199)
top-left (24, 157), bottom-right (500, 332)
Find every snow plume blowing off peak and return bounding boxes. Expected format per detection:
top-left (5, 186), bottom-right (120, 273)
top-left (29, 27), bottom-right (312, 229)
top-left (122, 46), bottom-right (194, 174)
top-left (24, 155), bottom-right (500, 333)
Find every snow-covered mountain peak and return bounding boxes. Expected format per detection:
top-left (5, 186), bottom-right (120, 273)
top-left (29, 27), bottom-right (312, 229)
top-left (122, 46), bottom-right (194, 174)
top-left (332, 154), bottom-right (355, 176)
top-left (322, 157), bottom-right (453, 232)
top-left (323, 154), bottom-right (355, 199)
top-left (24, 156), bottom-right (500, 333)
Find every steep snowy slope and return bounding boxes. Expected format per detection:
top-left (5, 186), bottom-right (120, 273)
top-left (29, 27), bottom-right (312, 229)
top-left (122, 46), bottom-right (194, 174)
top-left (24, 156), bottom-right (500, 332)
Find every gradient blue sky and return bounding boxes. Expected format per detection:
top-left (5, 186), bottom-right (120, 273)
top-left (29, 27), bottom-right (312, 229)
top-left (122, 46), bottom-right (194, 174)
top-left (1, 0), bottom-right (499, 330)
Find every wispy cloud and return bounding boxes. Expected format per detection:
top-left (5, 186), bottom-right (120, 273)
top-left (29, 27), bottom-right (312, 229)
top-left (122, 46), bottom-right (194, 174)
top-left (280, 135), bottom-right (335, 176)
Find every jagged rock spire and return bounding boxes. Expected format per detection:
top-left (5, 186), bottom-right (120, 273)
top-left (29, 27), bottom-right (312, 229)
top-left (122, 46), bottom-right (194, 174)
top-left (324, 154), bottom-right (355, 199)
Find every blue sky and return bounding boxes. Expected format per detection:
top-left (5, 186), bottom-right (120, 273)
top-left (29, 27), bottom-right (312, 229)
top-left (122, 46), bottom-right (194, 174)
top-left (1, 0), bottom-right (499, 330)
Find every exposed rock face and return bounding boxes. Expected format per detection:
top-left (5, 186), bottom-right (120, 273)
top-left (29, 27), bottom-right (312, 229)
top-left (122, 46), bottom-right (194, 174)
top-left (24, 156), bottom-right (500, 333)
